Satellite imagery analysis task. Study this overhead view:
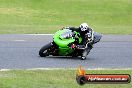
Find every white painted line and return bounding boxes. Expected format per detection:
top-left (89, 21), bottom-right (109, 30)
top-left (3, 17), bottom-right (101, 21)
top-left (13, 40), bottom-right (26, 42)
top-left (27, 34), bottom-right (53, 36)
top-left (0, 69), bottom-right (11, 71)
top-left (1, 68), bottom-right (132, 71)
top-left (27, 68), bottom-right (67, 70)
top-left (84, 68), bottom-right (132, 70)
top-left (27, 68), bottom-right (132, 71)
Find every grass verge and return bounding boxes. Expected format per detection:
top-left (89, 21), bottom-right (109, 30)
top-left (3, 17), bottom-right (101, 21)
top-left (0, 69), bottom-right (131, 88)
top-left (0, 0), bottom-right (132, 34)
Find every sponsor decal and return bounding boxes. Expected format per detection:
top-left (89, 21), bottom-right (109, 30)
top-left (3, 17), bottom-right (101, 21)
top-left (76, 66), bottom-right (131, 85)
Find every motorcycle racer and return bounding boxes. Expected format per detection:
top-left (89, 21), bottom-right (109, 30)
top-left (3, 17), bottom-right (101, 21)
top-left (62, 23), bottom-right (94, 49)
top-left (39, 22), bottom-right (102, 60)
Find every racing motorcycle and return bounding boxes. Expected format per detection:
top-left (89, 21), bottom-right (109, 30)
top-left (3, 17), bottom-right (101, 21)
top-left (39, 28), bottom-right (102, 60)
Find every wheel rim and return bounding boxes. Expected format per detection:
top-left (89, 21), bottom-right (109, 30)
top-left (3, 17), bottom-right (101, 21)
top-left (43, 50), bottom-right (47, 54)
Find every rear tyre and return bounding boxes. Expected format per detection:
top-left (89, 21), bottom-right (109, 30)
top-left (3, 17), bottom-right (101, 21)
top-left (39, 42), bottom-right (52, 57)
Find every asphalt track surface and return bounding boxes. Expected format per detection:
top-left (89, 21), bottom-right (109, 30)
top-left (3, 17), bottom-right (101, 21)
top-left (0, 34), bottom-right (132, 69)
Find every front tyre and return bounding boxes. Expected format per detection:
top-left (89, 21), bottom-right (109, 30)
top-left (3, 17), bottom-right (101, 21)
top-left (39, 42), bottom-right (52, 57)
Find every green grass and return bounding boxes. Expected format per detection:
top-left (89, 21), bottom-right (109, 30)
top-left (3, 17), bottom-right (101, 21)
top-left (0, 0), bottom-right (132, 34)
top-left (0, 70), bottom-right (132, 88)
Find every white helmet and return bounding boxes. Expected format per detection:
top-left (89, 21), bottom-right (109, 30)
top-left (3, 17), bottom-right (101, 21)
top-left (80, 23), bottom-right (89, 31)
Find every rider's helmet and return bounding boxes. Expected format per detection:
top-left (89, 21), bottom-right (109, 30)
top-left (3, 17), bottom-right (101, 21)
top-left (79, 23), bottom-right (89, 32)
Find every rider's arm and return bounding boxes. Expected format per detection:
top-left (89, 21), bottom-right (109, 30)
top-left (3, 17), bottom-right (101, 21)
top-left (69, 27), bottom-right (79, 32)
top-left (82, 28), bottom-right (94, 45)
top-left (88, 28), bottom-right (94, 42)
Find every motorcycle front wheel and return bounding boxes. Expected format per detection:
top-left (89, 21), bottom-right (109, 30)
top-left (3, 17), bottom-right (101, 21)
top-left (39, 42), bottom-right (52, 57)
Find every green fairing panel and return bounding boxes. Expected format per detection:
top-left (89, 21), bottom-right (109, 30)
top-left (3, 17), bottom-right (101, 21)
top-left (53, 29), bottom-right (82, 47)
top-left (78, 36), bottom-right (82, 44)
top-left (53, 29), bottom-right (82, 56)
top-left (58, 47), bottom-right (73, 56)
top-left (53, 29), bottom-right (75, 47)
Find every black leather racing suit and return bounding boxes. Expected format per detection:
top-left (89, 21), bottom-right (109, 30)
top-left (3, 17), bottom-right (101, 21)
top-left (64, 27), bottom-right (94, 49)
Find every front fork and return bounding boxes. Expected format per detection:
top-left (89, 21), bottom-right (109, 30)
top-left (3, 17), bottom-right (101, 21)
top-left (48, 42), bottom-right (59, 56)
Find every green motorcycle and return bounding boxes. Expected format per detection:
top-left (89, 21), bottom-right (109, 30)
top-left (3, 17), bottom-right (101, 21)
top-left (39, 28), bottom-right (102, 60)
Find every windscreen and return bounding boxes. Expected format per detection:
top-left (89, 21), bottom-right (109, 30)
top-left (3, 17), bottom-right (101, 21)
top-left (60, 30), bottom-right (73, 39)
